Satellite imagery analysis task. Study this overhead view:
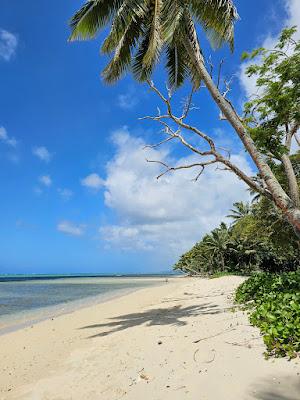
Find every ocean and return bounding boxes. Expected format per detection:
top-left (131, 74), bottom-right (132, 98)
top-left (0, 274), bottom-right (169, 333)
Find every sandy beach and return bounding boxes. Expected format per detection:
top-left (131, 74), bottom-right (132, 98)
top-left (0, 276), bottom-right (299, 400)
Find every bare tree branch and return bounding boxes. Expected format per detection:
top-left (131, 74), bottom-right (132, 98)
top-left (146, 80), bottom-right (217, 153)
top-left (180, 87), bottom-right (195, 120)
top-left (142, 81), bottom-right (273, 201)
top-left (222, 76), bottom-right (234, 98)
top-left (146, 159), bottom-right (217, 180)
top-left (143, 136), bottom-right (176, 149)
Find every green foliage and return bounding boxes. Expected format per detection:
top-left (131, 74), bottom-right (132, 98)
top-left (235, 272), bottom-right (300, 358)
top-left (243, 27), bottom-right (300, 159)
top-left (174, 29), bottom-right (300, 277)
top-left (69, 0), bottom-right (238, 86)
top-left (227, 201), bottom-right (251, 225)
top-left (174, 198), bottom-right (300, 275)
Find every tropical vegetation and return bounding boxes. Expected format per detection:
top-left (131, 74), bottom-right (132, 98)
top-left (68, 2), bottom-right (300, 358)
top-left (69, 0), bottom-right (300, 236)
top-left (235, 272), bottom-right (300, 358)
top-left (174, 197), bottom-right (300, 357)
top-left (174, 197), bottom-right (300, 275)
top-left (173, 191), bottom-right (300, 357)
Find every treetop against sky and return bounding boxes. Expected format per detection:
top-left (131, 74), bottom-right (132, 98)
top-left (0, 0), bottom-right (299, 273)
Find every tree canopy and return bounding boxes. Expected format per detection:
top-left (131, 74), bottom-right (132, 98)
top-left (69, 0), bottom-right (238, 87)
top-left (174, 194), bottom-right (300, 276)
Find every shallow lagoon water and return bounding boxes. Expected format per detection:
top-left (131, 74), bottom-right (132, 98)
top-left (0, 276), bottom-right (165, 333)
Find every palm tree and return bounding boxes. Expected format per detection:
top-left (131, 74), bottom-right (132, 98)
top-left (69, 1), bottom-right (300, 237)
top-left (227, 201), bottom-right (251, 225)
top-left (69, 0), bottom-right (238, 87)
top-left (202, 223), bottom-right (231, 271)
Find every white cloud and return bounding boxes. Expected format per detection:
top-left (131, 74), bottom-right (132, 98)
top-left (57, 221), bottom-right (85, 236)
top-left (285, 0), bottom-right (300, 30)
top-left (58, 188), bottom-right (73, 201)
top-left (98, 129), bottom-right (253, 261)
top-left (117, 87), bottom-right (139, 111)
top-left (290, 134), bottom-right (300, 154)
top-left (39, 175), bottom-right (52, 187)
top-left (0, 126), bottom-right (17, 147)
top-left (81, 173), bottom-right (104, 191)
top-left (0, 29), bottom-right (17, 61)
top-left (33, 146), bottom-right (52, 162)
top-left (117, 92), bottom-right (138, 110)
top-left (239, 0), bottom-right (300, 98)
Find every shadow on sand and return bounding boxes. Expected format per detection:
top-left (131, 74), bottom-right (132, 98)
top-left (79, 303), bottom-right (223, 338)
top-left (250, 375), bottom-right (300, 400)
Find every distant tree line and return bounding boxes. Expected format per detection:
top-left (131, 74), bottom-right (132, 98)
top-left (174, 180), bottom-right (300, 276)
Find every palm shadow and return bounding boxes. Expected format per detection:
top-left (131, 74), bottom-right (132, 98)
top-left (79, 302), bottom-right (223, 338)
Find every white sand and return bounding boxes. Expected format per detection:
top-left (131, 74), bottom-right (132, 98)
top-left (0, 276), bottom-right (299, 400)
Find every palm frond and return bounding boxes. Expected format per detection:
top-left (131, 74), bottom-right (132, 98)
top-left (161, 0), bottom-right (184, 42)
top-left (132, 26), bottom-right (153, 82)
top-left (166, 40), bottom-right (188, 88)
top-left (70, 0), bottom-right (239, 86)
top-left (190, 0), bottom-right (239, 51)
top-left (69, 0), bottom-right (121, 41)
top-left (102, 0), bottom-right (147, 53)
top-left (142, 0), bottom-right (163, 67)
top-left (227, 201), bottom-right (251, 224)
top-left (179, 9), bottom-right (203, 88)
top-left (102, 16), bottom-right (143, 83)
top-left (132, 0), bottom-right (164, 82)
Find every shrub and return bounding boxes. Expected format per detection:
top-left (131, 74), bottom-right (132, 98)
top-left (235, 271), bottom-right (300, 358)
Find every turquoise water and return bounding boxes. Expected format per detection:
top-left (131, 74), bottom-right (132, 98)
top-left (0, 275), bottom-right (166, 332)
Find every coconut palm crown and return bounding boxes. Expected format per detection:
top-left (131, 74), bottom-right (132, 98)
top-left (69, 0), bottom-right (239, 88)
top-left (227, 202), bottom-right (251, 224)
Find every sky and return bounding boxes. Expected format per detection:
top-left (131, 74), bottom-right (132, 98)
top-left (0, 0), bottom-right (299, 274)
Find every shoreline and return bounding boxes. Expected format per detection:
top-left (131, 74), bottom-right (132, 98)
top-left (0, 277), bottom-right (172, 336)
top-left (0, 276), bottom-right (299, 400)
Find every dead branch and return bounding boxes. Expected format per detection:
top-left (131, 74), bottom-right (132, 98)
top-left (146, 159), bottom-right (217, 180)
top-left (143, 81), bottom-right (272, 199)
top-left (193, 327), bottom-right (237, 343)
top-left (192, 167), bottom-right (205, 181)
top-left (222, 76), bottom-right (234, 99)
top-left (180, 87), bottom-right (195, 120)
top-left (225, 336), bottom-right (261, 348)
top-left (143, 136), bottom-right (176, 149)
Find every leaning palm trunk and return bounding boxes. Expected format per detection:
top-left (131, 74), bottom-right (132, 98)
top-left (69, 0), bottom-right (300, 238)
top-left (183, 22), bottom-right (300, 238)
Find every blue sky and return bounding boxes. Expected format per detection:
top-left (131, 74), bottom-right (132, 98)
top-left (0, 0), bottom-right (298, 274)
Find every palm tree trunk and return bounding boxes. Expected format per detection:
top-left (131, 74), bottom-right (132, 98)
top-left (182, 23), bottom-right (300, 238)
top-left (220, 254), bottom-right (225, 271)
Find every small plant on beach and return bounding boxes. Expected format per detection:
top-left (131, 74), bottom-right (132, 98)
top-left (235, 272), bottom-right (300, 358)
